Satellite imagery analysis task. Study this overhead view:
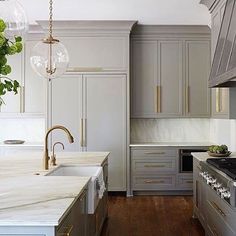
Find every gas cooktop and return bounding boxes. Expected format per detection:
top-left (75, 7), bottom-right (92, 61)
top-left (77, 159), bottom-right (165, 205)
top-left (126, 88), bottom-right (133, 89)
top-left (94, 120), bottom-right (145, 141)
top-left (207, 158), bottom-right (236, 180)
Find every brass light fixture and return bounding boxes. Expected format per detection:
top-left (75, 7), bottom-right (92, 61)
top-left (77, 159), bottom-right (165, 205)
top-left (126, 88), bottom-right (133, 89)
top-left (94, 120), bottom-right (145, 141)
top-left (30, 0), bottom-right (69, 80)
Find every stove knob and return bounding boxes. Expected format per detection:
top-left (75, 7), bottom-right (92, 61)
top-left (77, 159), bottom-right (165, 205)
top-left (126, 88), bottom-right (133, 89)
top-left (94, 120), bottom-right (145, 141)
top-left (222, 191), bottom-right (231, 199)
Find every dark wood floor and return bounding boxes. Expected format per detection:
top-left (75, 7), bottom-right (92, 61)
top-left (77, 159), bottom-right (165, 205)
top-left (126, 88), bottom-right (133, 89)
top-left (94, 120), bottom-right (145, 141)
top-left (101, 195), bottom-right (205, 236)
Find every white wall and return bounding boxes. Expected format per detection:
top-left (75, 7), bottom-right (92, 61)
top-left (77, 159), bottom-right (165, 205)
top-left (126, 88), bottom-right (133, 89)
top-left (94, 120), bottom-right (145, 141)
top-left (18, 0), bottom-right (210, 25)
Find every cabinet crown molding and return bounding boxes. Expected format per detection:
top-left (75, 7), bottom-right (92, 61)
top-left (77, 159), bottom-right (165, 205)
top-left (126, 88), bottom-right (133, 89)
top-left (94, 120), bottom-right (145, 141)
top-left (131, 25), bottom-right (210, 38)
top-left (36, 20), bottom-right (137, 35)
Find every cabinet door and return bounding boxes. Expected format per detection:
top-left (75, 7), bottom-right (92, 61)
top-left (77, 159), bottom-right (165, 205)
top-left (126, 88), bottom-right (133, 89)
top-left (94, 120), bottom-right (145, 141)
top-left (0, 53), bottom-right (23, 113)
top-left (185, 41), bottom-right (211, 117)
top-left (131, 40), bottom-right (158, 118)
top-left (84, 74), bottom-right (127, 191)
top-left (51, 75), bottom-right (83, 151)
top-left (24, 41), bottom-right (45, 114)
top-left (157, 41), bottom-right (183, 117)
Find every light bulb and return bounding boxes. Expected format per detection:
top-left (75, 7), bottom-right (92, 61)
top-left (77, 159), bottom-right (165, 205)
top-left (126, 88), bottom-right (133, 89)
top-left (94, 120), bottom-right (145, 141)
top-left (30, 39), bottom-right (69, 80)
top-left (0, 0), bottom-right (28, 37)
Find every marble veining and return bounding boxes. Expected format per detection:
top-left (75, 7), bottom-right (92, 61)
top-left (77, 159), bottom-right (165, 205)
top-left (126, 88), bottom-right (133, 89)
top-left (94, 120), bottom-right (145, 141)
top-left (131, 118), bottom-right (211, 143)
top-left (0, 151), bottom-right (109, 226)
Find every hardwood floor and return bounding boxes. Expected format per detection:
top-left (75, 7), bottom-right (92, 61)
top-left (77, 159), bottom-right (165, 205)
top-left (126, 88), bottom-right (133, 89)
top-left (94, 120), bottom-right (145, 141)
top-left (101, 195), bottom-right (205, 236)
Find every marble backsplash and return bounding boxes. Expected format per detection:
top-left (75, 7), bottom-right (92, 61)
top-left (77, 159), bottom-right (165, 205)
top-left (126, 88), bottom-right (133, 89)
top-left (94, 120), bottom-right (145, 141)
top-left (0, 118), bottom-right (45, 143)
top-left (131, 118), bottom-right (211, 143)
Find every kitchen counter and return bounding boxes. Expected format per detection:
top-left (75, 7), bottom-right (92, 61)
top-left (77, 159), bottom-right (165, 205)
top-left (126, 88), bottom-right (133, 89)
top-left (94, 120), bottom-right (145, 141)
top-left (192, 152), bottom-right (236, 162)
top-left (0, 142), bottom-right (43, 147)
top-left (0, 151), bottom-right (109, 178)
top-left (130, 142), bottom-right (214, 147)
top-left (0, 151), bottom-right (109, 226)
top-left (0, 176), bottom-right (89, 226)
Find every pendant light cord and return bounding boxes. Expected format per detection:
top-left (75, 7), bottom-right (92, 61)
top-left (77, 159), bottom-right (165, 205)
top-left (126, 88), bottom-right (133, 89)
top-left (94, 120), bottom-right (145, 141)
top-left (49, 0), bottom-right (53, 39)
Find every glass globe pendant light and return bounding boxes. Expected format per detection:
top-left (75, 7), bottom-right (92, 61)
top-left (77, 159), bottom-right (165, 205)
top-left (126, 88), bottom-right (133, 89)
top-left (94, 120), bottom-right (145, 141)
top-left (30, 0), bottom-right (69, 80)
top-left (0, 0), bottom-right (28, 37)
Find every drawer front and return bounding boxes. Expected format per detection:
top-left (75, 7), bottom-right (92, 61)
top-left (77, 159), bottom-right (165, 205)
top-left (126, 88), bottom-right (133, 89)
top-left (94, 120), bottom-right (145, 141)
top-left (102, 161), bottom-right (108, 186)
top-left (61, 37), bottom-right (127, 71)
top-left (177, 175), bottom-right (193, 190)
top-left (206, 187), bottom-right (236, 236)
top-left (131, 148), bottom-right (177, 158)
top-left (132, 159), bottom-right (176, 173)
top-left (132, 175), bottom-right (176, 190)
top-left (57, 210), bottom-right (74, 236)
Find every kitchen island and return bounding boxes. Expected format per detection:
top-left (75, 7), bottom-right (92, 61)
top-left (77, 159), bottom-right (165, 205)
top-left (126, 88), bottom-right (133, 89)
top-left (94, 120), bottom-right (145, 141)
top-left (0, 151), bottom-right (109, 236)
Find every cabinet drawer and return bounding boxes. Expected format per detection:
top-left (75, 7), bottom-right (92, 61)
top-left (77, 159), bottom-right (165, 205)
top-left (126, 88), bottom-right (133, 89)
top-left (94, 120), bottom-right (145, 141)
top-left (61, 37), bottom-right (127, 71)
top-left (132, 175), bottom-right (176, 190)
top-left (132, 159), bottom-right (176, 173)
top-left (57, 210), bottom-right (74, 236)
top-left (206, 187), bottom-right (236, 236)
top-left (177, 175), bottom-right (193, 190)
top-left (131, 148), bottom-right (177, 158)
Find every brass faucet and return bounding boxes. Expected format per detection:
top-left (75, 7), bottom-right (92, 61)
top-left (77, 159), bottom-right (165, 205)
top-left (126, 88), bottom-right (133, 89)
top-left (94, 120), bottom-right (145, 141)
top-left (50, 142), bottom-right (65, 166)
top-left (44, 125), bottom-right (74, 170)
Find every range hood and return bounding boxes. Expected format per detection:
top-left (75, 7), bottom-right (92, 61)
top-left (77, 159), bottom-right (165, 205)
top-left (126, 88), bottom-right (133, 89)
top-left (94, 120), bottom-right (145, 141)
top-left (209, 0), bottom-right (236, 87)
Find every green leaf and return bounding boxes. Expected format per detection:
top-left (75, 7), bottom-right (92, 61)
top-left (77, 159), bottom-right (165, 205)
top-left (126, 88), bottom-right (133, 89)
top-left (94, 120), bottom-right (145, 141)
top-left (7, 45), bottom-right (17, 55)
top-left (1, 65), bottom-right (11, 75)
top-left (15, 42), bottom-right (23, 53)
top-left (0, 19), bottom-right (6, 33)
top-left (15, 36), bottom-right (22, 42)
top-left (0, 56), bottom-right (7, 66)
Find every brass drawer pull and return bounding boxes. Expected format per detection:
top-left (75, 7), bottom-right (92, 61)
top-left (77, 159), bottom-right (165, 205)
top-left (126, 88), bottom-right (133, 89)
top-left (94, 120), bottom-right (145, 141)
top-left (186, 86), bottom-right (190, 113)
top-left (80, 118), bottom-right (84, 147)
top-left (216, 88), bottom-right (220, 113)
top-left (144, 164), bottom-right (166, 168)
top-left (67, 67), bottom-right (103, 72)
top-left (58, 225), bottom-right (73, 236)
top-left (79, 190), bottom-right (86, 201)
top-left (144, 152), bottom-right (166, 155)
top-left (145, 180), bottom-right (165, 184)
top-left (210, 201), bottom-right (226, 217)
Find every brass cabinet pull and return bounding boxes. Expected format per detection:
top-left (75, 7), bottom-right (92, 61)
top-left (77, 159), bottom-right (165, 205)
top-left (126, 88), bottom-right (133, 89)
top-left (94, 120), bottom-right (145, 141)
top-left (216, 88), bottom-right (221, 113)
top-left (210, 201), bottom-right (226, 217)
top-left (144, 180), bottom-right (165, 184)
top-left (83, 118), bottom-right (87, 147)
top-left (79, 190), bottom-right (86, 202)
top-left (80, 118), bottom-right (84, 147)
top-left (20, 86), bottom-right (25, 113)
top-left (186, 86), bottom-right (190, 113)
top-left (58, 225), bottom-right (73, 236)
top-left (144, 152), bottom-right (166, 155)
top-left (155, 85), bottom-right (161, 113)
top-left (144, 164), bottom-right (166, 168)
top-left (67, 67), bottom-right (103, 72)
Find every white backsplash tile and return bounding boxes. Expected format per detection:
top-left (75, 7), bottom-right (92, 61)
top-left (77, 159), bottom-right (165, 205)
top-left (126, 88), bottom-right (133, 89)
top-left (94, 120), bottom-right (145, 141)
top-left (0, 118), bottom-right (45, 143)
top-left (131, 119), bottom-right (211, 143)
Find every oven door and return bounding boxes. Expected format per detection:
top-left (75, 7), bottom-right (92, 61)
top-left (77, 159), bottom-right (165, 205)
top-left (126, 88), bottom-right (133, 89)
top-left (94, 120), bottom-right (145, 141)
top-left (180, 151), bottom-right (193, 173)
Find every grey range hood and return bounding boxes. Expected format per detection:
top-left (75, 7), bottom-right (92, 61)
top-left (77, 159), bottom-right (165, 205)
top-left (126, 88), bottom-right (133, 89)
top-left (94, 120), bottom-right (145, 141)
top-left (209, 0), bottom-right (236, 87)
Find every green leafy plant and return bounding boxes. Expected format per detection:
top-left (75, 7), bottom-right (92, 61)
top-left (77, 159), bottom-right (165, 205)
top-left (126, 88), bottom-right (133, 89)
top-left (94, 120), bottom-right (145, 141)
top-left (0, 19), bottom-right (23, 106)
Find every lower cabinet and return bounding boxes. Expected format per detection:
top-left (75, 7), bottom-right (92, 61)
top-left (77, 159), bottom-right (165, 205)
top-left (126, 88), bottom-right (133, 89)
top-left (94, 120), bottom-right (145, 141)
top-left (130, 147), bottom-right (193, 194)
top-left (193, 158), bottom-right (236, 236)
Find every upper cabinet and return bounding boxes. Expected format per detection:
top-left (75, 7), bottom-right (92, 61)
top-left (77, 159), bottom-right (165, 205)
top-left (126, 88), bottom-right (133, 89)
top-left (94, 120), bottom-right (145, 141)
top-left (131, 26), bottom-right (211, 118)
top-left (0, 26), bottom-right (46, 116)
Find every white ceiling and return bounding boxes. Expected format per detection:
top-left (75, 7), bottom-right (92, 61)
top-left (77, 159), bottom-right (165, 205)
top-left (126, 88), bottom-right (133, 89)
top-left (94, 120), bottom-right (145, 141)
top-left (18, 0), bottom-right (210, 25)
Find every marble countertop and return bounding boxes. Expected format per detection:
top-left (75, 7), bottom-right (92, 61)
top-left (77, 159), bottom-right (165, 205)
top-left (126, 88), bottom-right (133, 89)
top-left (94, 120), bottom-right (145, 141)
top-left (0, 151), bottom-right (109, 226)
top-left (192, 152), bottom-right (236, 162)
top-left (0, 151), bottom-right (109, 178)
top-left (0, 176), bottom-right (90, 226)
top-left (130, 142), bottom-right (214, 147)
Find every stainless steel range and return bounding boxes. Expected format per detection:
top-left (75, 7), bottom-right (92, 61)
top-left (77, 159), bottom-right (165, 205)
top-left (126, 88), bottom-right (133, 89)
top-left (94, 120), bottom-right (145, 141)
top-left (200, 158), bottom-right (236, 207)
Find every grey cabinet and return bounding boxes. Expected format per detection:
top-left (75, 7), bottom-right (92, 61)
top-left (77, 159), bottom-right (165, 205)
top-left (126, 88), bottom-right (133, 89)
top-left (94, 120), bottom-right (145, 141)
top-left (185, 40), bottom-right (211, 117)
top-left (51, 74), bottom-right (127, 191)
top-left (131, 25), bottom-right (211, 118)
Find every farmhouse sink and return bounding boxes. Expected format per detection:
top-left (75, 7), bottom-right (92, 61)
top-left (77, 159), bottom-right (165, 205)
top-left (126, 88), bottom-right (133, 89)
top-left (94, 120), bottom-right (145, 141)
top-left (47, 165), bottom-right (103, 214)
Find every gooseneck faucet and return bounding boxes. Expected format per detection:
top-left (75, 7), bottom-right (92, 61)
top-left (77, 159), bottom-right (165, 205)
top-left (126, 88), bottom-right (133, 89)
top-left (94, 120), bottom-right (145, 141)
top-left (44, 125), bottom-right (74, 170)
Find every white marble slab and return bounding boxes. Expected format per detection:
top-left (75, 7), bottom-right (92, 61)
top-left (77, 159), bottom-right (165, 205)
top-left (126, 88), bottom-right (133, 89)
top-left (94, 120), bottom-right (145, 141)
top-left (0, 176), bottom-right (89, 226)
top-left (192, 152), bottom-right (236, 162)
top-left (0, 151), bottom-right (109, 179)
